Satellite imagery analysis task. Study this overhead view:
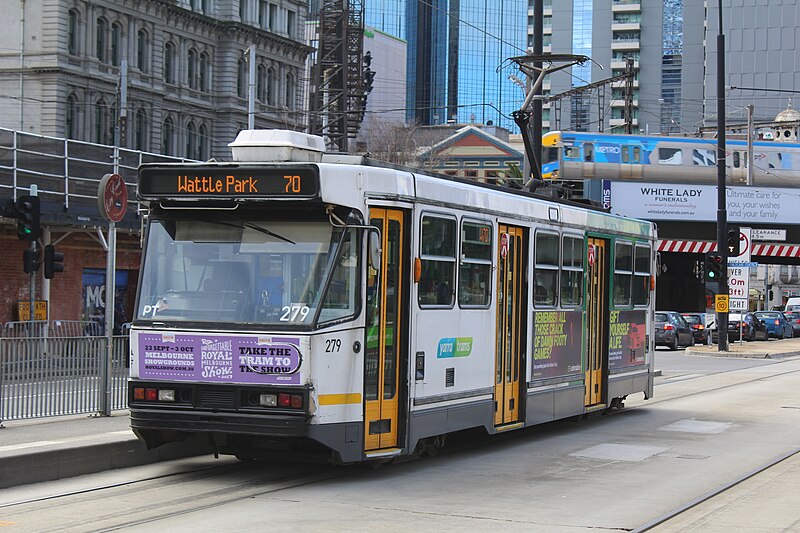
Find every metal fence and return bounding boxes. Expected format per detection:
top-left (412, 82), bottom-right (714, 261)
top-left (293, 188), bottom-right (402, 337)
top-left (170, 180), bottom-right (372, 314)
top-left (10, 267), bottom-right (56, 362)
top-left (0, 320), bottom-right (128, 422)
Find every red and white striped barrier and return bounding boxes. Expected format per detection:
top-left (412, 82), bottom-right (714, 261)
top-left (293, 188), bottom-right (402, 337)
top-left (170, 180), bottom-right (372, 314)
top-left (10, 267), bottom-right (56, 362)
top-left (656, 240), bottom-right (800, 257)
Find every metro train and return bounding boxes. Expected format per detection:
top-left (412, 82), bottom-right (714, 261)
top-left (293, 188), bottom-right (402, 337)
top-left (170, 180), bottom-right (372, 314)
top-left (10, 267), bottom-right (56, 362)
top-left (541, 131), bottom-right (800, 186)
top-left (127, 130), bottom-right (658, 464)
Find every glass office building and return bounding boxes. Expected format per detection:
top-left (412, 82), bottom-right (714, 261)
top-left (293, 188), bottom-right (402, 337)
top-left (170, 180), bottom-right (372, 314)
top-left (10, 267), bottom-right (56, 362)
top-left (364, 0), bottom-right (527, 131)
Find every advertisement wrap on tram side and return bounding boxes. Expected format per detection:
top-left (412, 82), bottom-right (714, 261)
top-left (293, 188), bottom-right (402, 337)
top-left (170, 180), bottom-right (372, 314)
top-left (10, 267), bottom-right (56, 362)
top-left (531, 310), bottom-right (583, 379)
top-left (137, 332), bottom-right (303, 385)
top-left (607, 309), bottom-right (647, 369)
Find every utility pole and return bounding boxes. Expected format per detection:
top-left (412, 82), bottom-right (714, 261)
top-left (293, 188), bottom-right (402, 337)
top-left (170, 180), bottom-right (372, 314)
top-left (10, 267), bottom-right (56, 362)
top-left (248, 45), bottom-right (256, 130)
top-left (531, 0), bottom-right (543, 177)
top-left (624, 58), bottom-right (634, 134)
top-left (716, 0), bottom-right (729, 352)
top-left (746, 104), bottom-right (754, 185)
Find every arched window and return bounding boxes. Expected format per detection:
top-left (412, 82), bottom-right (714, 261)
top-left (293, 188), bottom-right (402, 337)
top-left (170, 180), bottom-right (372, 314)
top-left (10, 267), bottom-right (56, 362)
top-left (199, 52), bottom-right (210, 92)
top-left (187, 49), bottom-right (197, 89)
top-left (95, 99), bottom-right (112, 144)
top-left (267, 67), bottom-right (276, 106)
top-left (111, 22), bottom-right (122, 66)
top-left (186, 121), bottom-right (197, 159)
top-left (68, 10), bottom-right (80, 56)
top-left (285, 72), bottom-right (295, 109)
top-left (256, 64), bottom-right (266, 102)
top-left (66, 94), bottom-right (79, 139)
top-left (237, 58), bottom-right (246, 98)
top-left (162, 117), bottom-right (175, 155)
top-left (137, 29), bottom-right (148, 72)
top-left (134, 108), bottom-right (148, 151)
top-left (164, 42), bottom-right (175, 84)
top-left (96, 18), bottom-right (108, 62)
top-left (198, 124), bottom-right (208, 161)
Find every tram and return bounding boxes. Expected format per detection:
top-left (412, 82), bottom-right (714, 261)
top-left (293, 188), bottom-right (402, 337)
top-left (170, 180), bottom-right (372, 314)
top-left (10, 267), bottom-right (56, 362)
top-left (128, 130), bottom-right (657, 464)
top-left (541, 130), bottom-right (800, 186)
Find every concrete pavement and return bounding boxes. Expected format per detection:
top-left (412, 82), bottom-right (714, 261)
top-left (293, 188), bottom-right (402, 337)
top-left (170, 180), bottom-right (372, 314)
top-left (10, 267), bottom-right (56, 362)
top-left (685, 335), bottom-right (800, 359)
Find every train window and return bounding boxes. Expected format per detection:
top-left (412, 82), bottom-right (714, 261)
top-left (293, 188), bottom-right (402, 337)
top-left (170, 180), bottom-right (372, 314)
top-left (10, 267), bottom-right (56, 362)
top-left (543, 147), bottom-right (558, 164)
top-left (458, 221), bottom-right (492, 307)
top-left (419, 215), bottom-right (456, 307)
top-left (583, 143), bottom-right (594, 162)
top-left (613, 241), bottom-right (633, 307)
top-left (534, 231), bottom-right (558, 307)
top-left (632, 244), bottom-right (651, 306)
top-left (733, 151), bottom-right (741, 168)
top-left (561, 235), bottom-right (583, 307)
top-left (692, 148), bottom-right (715, 166)
top-left (621, 146), bottom-right (630, 163)
top-left (632, 146), bottom-right (641, 163)
top-left (658, 147), bottom-right (682, 165)
top-left (564, 146), bottom-right (580, 159)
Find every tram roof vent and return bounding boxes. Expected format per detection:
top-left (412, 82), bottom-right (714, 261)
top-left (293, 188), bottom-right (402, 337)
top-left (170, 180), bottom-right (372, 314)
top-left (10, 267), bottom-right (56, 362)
top-left (228, 130), bottom-right (326, 162)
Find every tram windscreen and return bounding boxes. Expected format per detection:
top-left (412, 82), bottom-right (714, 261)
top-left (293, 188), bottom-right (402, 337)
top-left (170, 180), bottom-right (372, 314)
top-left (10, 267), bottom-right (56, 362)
top-left (136, 217), bottom-right (359, 327)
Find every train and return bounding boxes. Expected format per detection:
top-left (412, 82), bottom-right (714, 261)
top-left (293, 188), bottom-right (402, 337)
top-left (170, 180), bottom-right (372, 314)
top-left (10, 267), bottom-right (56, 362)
top-left (541, 130), bottom-right (800, 186)
top-left (127, 129), bottom-right (658, 464)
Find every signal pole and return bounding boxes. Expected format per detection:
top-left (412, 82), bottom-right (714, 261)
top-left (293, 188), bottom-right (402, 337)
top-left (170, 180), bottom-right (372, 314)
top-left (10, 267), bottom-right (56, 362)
top-left (716, 0), bottom-right (729, 352)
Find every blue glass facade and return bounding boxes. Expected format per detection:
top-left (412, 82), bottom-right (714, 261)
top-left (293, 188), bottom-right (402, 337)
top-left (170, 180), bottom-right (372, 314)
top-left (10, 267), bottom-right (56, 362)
top-left (363, 0), bottom-right (406, 38)
top-left (396, 0), bottom-right (526, 130)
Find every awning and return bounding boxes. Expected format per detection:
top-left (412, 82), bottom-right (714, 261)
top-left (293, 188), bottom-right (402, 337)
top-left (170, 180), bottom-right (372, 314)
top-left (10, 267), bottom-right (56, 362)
top-left (657, 240), bottom-right (800, 257)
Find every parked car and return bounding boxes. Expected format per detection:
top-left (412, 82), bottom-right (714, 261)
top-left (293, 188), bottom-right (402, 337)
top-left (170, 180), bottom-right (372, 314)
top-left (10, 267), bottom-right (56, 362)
top-left (655, 311), bottom-right (694, 350)
top-left (754, 311), bottom-right (793, 339)
top-left (785, 297), bottom-right (800, 312)
top-left (681, 312), bottom-right (709, 344)
top-left (727, 312), bottom-right (769, 342)
top-left (782, 311), bottom-right (800, 337)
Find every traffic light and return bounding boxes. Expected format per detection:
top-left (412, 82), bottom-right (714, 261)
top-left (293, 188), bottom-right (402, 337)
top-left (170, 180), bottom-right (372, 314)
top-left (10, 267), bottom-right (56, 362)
top-left (23, 248), bottom-right (40, 274)
top-left (43, 244), bottom-right (64, 279)
top-left (16, 195), bottom-right (40, 241)
top-left (726, 224), bottom-right (741, 255)
top-left (363, 51), bottom-right (375, 94)
top-left (705, 252), bottom-right (724, 281)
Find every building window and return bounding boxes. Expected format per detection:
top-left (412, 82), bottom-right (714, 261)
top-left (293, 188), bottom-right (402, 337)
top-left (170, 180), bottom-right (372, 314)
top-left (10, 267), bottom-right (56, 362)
top-left (111, 22), bottom-right (122, 66)
top-left (237, 58), bottom-right (246, 98)
top-left (96, 18), bottom-right (108, 62)
top-left (162, 117), bottom-right (175, 155)
top-left (285, 72), bottom-right (295, 108)
top-left (458, 221), bottom-right (492, 307)
top-left (199, 52), bottom-right (210, 92)
top-left (259, 0), bottom-right (268, 28)
top-left (137, 30), bottom-right (149, 72)
top-left (95, 99), bottom-right (112, 145)
top-left (164, 42), bottom-right (175, 84)
top-left (186, 121), bottom-right (196, 159)
top-left (134, 108), bottom-right (147, 151)
top-left (198, 124), bottom-right (208, 160)
top-left (418, 215), bottom-right (456, 307)
top-left (66, 94), bottom-right (79, 139)
top-left (257, 64), bottom-right (266, 102)
top-left (68, 10), bottom-right (80, 56)
top-left (187, 49), bottom-right (197, 89)
top-left (267, 67), bottom-right (276, 105)
top-left (268, 3), bottom-right (277, 32)
top-left (287, 10), bottom-right (296, 37)
top-left (239, 0), bottom-right (249, 22)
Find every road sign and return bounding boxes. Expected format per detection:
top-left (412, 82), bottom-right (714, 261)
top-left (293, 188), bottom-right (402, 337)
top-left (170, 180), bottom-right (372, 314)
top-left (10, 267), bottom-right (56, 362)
top-left (715, 294), bottom-right (729, 313)
top-left (729, 227), bottom-right (751, 263)
top-left (17, 300), bottom-right (48, 321)
top-left (729, 298), bottom-right (748, 311)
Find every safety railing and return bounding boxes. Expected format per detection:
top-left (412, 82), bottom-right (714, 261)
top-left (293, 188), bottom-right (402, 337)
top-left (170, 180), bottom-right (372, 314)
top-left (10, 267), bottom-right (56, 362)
top-left (0, 320), bottom-right (129, 422)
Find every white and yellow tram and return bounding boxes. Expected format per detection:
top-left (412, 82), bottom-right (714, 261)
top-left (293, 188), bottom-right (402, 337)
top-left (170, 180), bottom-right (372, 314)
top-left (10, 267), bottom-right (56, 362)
top-left (128, 130), bottom-right (657, 464)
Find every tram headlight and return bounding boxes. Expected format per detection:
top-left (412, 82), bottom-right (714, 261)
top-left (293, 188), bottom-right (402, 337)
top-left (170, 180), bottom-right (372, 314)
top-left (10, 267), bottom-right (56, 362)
top-left (259, 394), bottom-right (278, 407)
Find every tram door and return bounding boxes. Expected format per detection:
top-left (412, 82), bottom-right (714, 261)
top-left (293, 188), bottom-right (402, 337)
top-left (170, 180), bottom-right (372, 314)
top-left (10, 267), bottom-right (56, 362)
top-left (494, 225), bottom-right (525, 426)
top-left (585, 238), bottom-right (608, 406)
top-left (364, 208), bottom-right (404, 450)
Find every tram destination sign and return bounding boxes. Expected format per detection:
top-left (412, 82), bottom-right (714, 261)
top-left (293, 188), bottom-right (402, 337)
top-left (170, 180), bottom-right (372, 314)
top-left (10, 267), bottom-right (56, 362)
top-left (137, 165), bottom-right (319, 199)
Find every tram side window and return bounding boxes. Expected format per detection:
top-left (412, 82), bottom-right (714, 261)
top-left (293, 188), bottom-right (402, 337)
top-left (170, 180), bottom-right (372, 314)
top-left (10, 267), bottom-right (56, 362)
top-left (632, 244), bottom-right (651, 306)
top-left (534, 231), bottom-right (559, 307)
top-left (561, 236), bottom-right (583, 307)
top-left (419, 215), bottom-right (456, 307)
top-left (319, 229), bottom-right (360, 323)
top-left (458, 221), bottom-right (492, 307)
top-left (613, 241), bottom-right (633, 307)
